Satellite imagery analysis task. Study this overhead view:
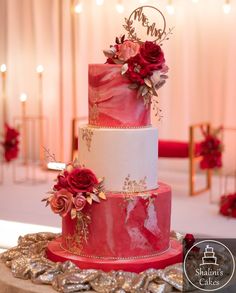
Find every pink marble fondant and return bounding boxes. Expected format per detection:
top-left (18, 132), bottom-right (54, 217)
top-left (61, 182), bottom-right (171, 259)
top-left (89, 64), bottom-right (151, 127)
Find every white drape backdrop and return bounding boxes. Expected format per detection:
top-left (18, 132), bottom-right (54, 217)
top-left (0, 0), bottom-right (236, 170)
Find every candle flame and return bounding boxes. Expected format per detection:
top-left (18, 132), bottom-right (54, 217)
top-left (36, 65), bottom-right (44, 73)
top-left (19, 93), bottom-right (28, 102)
top-left (223, 3), bottom-right (231, 14)
top-left (96, 0), bottom-right (104, 5)
top-left (74, 2), bottom-right (83, 13)
top-left (0, 64), bottom-right (7, 72)
top-left (116, 3), bottom-right (124, 14)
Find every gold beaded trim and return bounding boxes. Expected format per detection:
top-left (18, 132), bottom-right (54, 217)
top-left (105, 186), bottom-right (159, 196)
top-left (60, 243), bottom-right (170, 260)
top-left (87, 124), bottom-right (152, 129)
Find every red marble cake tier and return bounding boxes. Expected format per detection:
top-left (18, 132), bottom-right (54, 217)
top-left (47, 183), bottom-right (182, 272)
top-left (88, 64), bottom-right (151, 128)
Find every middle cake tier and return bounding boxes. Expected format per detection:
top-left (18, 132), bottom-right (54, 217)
top-left (78, 126), bottom-right (158, 192)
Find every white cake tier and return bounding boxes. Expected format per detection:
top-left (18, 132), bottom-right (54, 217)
top-left (78, 126), bottom-right (158, 192)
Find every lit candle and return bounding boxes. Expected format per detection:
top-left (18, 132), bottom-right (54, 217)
top-left (74, 1), bottom-right (83, 13)
top-left (166, 0), bottom-right (175, 15)
top-left (1, 64), bottom-right (7, 124)
top-left (223, 0), bottom-right (231, 14)
top-left (36, 65), bottom-right (44, 166)
top-left (96, 0), bottom-right (104, 5)
top-left (36, 65), bottom-right (44, 117)
top-left (19, 93), bottom-right (27, 117)
top-left (19, 93), bottom-right (28, 164)
top-left (116, 0), bottom-right (124, 14)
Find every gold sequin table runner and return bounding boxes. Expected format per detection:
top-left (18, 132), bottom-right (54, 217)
top-left (0, 232), bottom-right (184, 293)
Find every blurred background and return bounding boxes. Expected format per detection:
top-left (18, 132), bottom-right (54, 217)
top-left (0, 0), bottom-right (236, 168)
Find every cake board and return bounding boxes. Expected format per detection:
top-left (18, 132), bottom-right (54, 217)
top-left (47, 237), bottom-right (183, 273)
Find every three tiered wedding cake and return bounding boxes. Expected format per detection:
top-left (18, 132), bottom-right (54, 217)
top-left (45, 6), bottom-right (182, 272)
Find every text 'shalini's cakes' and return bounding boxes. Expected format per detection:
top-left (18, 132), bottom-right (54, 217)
top-left (44, 6), bottom-right (182, 272)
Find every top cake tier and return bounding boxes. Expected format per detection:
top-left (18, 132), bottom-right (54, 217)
top-left (88, 64), bottom-right (151, 128)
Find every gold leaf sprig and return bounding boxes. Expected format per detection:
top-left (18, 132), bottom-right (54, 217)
top-left (158, 27), bottom-right (175, 45)
top-left (77, 211), bottom-right (91, 244)
top-left (86, 177), bottom-right (106, 205)
top-left (123, 174), bottom-right (147, 193)
top-left (123, 18), bottom-right (142, 43)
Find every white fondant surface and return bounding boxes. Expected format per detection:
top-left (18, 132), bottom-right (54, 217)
top-left (78, 126), bottom-right (158, 192)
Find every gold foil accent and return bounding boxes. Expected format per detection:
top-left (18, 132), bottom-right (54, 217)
top-left (64, 211), bottom-right (91, 254)
top-left (123, 174), bottom-right (147, 193)
top-left (1, 232), bottom-right (184, 292)
top-left (82, 128), bottom-right (94, 151)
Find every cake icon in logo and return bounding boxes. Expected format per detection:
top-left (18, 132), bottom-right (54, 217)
top-left (200, 245), bottom-right (219, 266)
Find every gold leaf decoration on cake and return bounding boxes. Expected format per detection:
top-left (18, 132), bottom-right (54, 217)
top-left (90, 103), bottom-right (99, 123)
top-left (64, 211), bottom-right (91, 254)
top-left (141, 193), bottom-right (156, 206)
top-left (122, 174), bottom-right (147, 193)
top-left (121, 191), bottom-right (157, 209)
top-left (82, 128), bottom-right (94, 152)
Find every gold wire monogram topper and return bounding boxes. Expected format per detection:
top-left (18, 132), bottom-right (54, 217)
top-left (123, 6), bottom-right (167, 44)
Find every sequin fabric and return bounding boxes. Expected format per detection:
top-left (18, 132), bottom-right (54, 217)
top-left (1, 232), bottom-right (183, 292)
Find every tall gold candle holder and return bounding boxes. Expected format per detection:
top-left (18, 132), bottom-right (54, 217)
top-left (19, 93), bottom-right (28, 166)
top-left (1, 64), bottom-right (7, 124)
top-left (12, 116), bottom-right (48, 184)
top-left (36, 65), bottom-right (45, 167)
top-left (0, 64), bottom-right (7, 184)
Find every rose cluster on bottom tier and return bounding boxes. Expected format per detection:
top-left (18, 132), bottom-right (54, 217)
top-left (43, 161), bottom-right (106, 219)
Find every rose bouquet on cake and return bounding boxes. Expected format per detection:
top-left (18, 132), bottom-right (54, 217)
top-left (43, 161), bottom-right (106, 219)
top-left (103, 36), bottom-right (169, 114)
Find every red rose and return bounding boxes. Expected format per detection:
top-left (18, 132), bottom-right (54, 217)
top-left (67, 168), bottom-right (98, 193)
top-left (4, 123), bottom-right (19, 142)
top-left (73, 194), bottom-right (86, 211)
top-left (140, 41), bottom-right (165, 67)
top-left (220, 193), bottom-right (236, 218)
top-left (126, 54), bottom-right (155, 85)
top-left (53, 171), bottom-right (72, 192)
top-left (199, 134), bottom-right (223, 170)
top-left (50, 189), bottom-right (73, 217)
top-left (184, 233), bottom-right (195, 250)
top-left (2, 124), bottom-right (19, 162)
top-left (4, 146), bottom-right (19, 162)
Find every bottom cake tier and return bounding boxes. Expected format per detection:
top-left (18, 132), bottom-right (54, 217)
top-left (46, 182), bottom-right (183, 272)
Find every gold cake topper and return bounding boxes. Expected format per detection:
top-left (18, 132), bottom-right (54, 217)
top-left (123, 6), bottom-right (167, 44)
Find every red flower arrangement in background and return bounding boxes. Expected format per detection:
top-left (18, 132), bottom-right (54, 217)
top-left (220, 193), bottom-right (236, 218)
top-left (1, 124), bottom-right (19, 162)
top-left (43, 161), bottom-right (106, 219)
top-left (199, 128), bottom-right (223, 170)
